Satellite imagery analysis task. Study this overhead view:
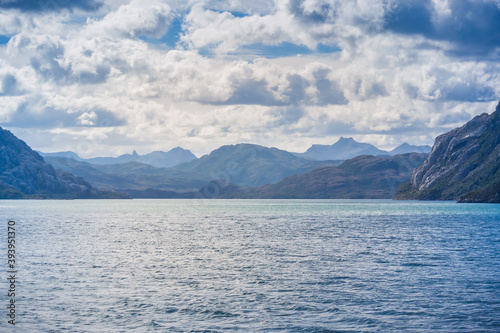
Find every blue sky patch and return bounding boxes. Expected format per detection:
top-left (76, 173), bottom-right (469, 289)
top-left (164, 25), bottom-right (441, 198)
top-left (317, 44), bottom-right (342, 53)
top-left (0, 35), bottom-right (11, 45)
top-left (237, 42), bottom-right (341, 58)
top-left (139, 15), bottom-right (183, 47)
top-left (140, 12), bottom-right (250, 49)
top-left (223, 11), bottom-right (249, 18)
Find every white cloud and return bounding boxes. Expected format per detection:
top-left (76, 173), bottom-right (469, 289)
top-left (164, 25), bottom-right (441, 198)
top-left (181, 7), bottom-right (295, 53)
top-left (0, 0), bottom-right (498, 157)
top-left (86, 0), bottom-right (172, 39)
top-left (179, 0), bottom-right (389, 55)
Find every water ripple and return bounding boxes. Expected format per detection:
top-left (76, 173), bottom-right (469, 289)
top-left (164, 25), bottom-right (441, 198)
top-left (0, 199), bottom-right (499, 332)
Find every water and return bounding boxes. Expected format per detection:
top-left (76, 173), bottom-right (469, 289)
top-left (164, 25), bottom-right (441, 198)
top-left (0, 199), bottom-right (499, 332)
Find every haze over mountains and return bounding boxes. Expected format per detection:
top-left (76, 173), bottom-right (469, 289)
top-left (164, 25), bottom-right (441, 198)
top-left (44, 157), bottom-right (209, 196)
top-left (40, 147), bottom-right (197, 169)
top-left (44, 143), bottom-right (339, 197)
top-left (40, 138), bottom-right (431, 169)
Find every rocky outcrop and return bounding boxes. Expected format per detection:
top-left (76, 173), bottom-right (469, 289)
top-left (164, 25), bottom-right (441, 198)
top-left (0, 126), bottom-right (104, 199)
top-left (395, 102), bottom-right (500, 202)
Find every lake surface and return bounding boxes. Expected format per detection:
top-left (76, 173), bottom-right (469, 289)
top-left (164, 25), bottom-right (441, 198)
top-left (0, 199), bottom-right (499, 332)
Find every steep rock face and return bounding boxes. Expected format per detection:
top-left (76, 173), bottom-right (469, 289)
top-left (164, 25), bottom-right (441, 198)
top-left (0, 127), bottom-right (103, 199)
top-left (395, 102), bottom-right (500, 202)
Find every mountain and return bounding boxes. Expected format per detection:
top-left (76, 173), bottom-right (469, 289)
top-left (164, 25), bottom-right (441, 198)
top-left (86, 147), bottom-right (197, 168)
top-left (297, 137), bottom-right (432, 161)
top-left (132, 148), bottom-right (197, 168)
top-left (395, 102), bottom-right (500, 203)
top-left (389, 143), bottom-right (431, 156)
top-left (172, 143), bottom-right (340, 187)
top-left (44, 143), bottom-right (341, 196)
top-left (86, 150), bottom-right (140, 165)
top-left (40, 147), bottom-right (197, 169)
top-left (0, 127), bottom-right (107, 199)
top-left (297, 137), bottom-right (390, 161)
top-left (37, 150), bottom-right (84, 161)
top-left (215, 153), bottom-right (428, 199)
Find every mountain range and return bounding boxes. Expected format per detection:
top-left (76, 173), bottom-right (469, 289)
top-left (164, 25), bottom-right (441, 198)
top-left (42, 143), bottom-right (430, 199)
top-left (40, 138), bottom-right (430, 168)
top-left (44, 143), bottom-right (340, 197)
top-left (39, 147), bottom-right (197, 169)
top-left (396, 102), bottom-right (500, 203)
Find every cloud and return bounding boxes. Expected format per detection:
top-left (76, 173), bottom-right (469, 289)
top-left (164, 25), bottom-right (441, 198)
top-left (0, 0), bottom-right (103, 12)
top-left (28, 37), bottom-right (70, 83)
top-left (384, 0), bottom-right (434, 35)
top-left (0, 12), bottom-right (23, 35)
top-left (0, 0), bottom-right (498, 156)
top-left (0, 73), bottom-right (22, 96)
top-left (283, 73), bottom-right (309, 104)
top-left (3, 94), bottom-right (124, 129)
top-left (384, 0), bottom-right (500, 57)
top-left (223, 78), bottom-right (283, 105)
top-left (180, 0), bottom-right (388, 54)
top-left (85, 0), bottom-right (172, 39)
top-left (179, 0), bottom-right (499, 60)
top-left (439, 0), bottom-right (500, 56)
top-left (181, 6), bottom-right (298, 53)
top-left (309, 64), bottom-right (347, 105)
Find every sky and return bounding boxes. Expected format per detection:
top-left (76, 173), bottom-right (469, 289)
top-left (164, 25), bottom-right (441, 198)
top-left (0, 0), bottom-right (498, 157)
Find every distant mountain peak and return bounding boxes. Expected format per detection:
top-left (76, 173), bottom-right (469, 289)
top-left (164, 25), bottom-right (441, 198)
top-left (132, 150), bottom-right (139, 157)
top-left (38, 150), bottom-right (84, 161)
top-left (389, 143), bottom-right (431, 156)
top-left (296, 137), bottom-right (432, 161)
top-left (298, 137), bottom-right (388, 161)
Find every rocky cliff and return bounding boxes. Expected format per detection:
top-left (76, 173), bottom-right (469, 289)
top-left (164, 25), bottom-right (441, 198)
top-left (0, 126), bottom-right (104, 199)
top-left (395, 102), bottom-right (500, 203)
